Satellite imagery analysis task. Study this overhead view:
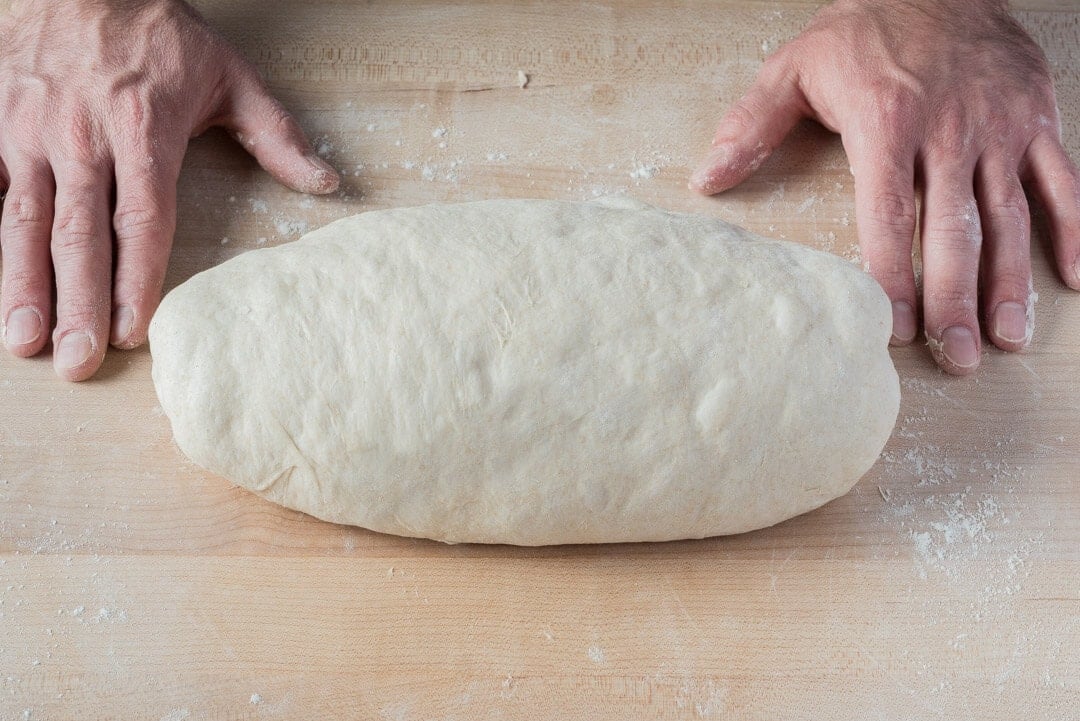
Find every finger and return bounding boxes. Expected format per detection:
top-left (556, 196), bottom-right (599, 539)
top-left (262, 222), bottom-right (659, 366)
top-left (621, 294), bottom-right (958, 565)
top-left (1, 163), bottom-right (56, 357)
top-left (222, 64), bottom-right (339, 195)
top-left (50, 161), bottom-right (113, 381)
top-left (920, 161), bottom-right (983, 375)
top-left (851, 151), bottom-right (920, 345)
top-left (689, 52), bottom-right (806, 195)
top-left (1023, 132), bottom-right (1080, 290)
top-left (110, 150), bottom-right (182, 349)
top-left (976, 154), bottom-right (1032, 352)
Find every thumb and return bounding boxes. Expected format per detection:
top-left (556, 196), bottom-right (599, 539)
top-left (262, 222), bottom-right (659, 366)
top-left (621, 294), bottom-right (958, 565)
top-left (223, 66), bottom-right (340, 195)
top-left (690, 56), bottom-right (806, 195)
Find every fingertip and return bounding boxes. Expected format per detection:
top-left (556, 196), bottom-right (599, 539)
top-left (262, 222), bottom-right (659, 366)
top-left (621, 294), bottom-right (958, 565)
top-left (889, 300), bottom-right (918, 346)
top-left (53, 329), bottom-right (104, 382)
top-left (303, 156), bottom-right (340, 195)
top-left (1025, 133), bottom-right (1080, 290)
top-left (3, 306), bottom-right (47, 357)
top-left (258, 149), bottom-right (340, 196)
top-left (1069, 255), bottom-right (1080, 291)
top-left (109, 304), bottom-right (141, 349)
top-left (226, 82), bottom-right (340, 196)
top-left (689, 143), bottom-right (768, 196)
top-left (692, 67), bottom-right (803, 197)
top-left (689, 145), bottom-right (733, 195)
top-left (988, 300), bottom-right (1031, 353)
top-left (928, 325), bottom-right (981, 376)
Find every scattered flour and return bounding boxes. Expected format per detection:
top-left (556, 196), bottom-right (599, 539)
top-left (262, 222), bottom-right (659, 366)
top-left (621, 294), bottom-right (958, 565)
top-left (97, 606), bottom-right (127, 623)
top-left (675, 678), bottom-right (730, 718)
top-left (158, 710), bottom-right (190, 721)
top-left (629, 164), bottom-right (659, 180)
top-left (274, 217), bottom-right (310, 239)
top-left (876, 376), bottom-right (1044, 605)
top-left (793, 195), bottom-right (818, 215)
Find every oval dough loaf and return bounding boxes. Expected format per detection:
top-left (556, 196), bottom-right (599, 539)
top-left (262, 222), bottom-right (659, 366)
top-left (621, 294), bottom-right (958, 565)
top-left (149, 198), bottom-right (900, 545)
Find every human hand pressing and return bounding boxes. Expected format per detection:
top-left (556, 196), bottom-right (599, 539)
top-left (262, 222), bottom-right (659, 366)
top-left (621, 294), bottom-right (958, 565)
top-left (0, 0), bottom-right (339, 381)
top-left (691, 0), bottom-right (1080, 375)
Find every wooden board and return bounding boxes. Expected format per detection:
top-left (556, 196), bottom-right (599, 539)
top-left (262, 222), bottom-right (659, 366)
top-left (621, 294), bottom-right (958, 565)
top-left (1, 1), bottom-right (1078, 718)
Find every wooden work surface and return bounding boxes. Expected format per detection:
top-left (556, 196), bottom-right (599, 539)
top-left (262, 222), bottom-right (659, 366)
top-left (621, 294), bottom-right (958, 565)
top-left (1, 1), bottom-right (1078, 718)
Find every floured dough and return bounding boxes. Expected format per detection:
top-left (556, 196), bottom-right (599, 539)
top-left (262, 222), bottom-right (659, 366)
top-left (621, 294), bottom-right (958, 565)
top-left (149, 198), bottom-right (899, 545)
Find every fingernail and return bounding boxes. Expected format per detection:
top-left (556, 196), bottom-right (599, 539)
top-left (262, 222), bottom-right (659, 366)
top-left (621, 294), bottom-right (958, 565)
top-left (56, 331), bottom-right (94, 370)
top-left (940, 326), bottom-right (979, 369)
top-left (111, 305), bottom-right (134, 345)
top-left (4, 306), bottom-right (42, 347)
top-left (890, 301), bottom-right (917, 344)
top-left (992, 301), bottom-right (1029, 345)
top-left (689, 145), bottom-right (732, 194)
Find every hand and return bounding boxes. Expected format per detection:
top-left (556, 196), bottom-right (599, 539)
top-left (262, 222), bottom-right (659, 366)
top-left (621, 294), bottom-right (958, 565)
top-left (0, 0), bottom-right (340, 381)
top-left (690, 0), bottom-right (1080, 375)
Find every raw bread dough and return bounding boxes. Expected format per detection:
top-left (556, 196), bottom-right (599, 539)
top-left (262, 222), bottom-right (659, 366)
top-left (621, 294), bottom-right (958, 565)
top-left (149, 198), bottom-right (900, 545)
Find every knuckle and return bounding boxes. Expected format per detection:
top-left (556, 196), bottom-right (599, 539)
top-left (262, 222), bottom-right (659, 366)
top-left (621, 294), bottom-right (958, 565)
top-left (852, 95), bottom-right (920, 158)
top-left (928, 220), bottom-right (982, 254)
top-left (994, 179), bottom-right (1029, 210)
top-left (867, 83), bottom-right (917, 119)
top-left (1061, 162), bottom-right (1080, 196)
top-left (113, 206), bottom-right (166, 242)
top-left (759, 46), bottom-right (794, 78)
top-left (64, 110), bottom-right (102, 161)
top-left (977, 105), bottom-right (1012, 141)
top-left (259, 100), bottom-right (301, 143)
top-left (721, 101), bottom-right (759, 136)
top-left (2, 193), bottom-right (51, 232)
top-left (866, 190), bottom-right (917, 230)
top-left (984, 196), bottom-right (1029, 234)
top-left (52, 211), bottom-right (102, 253)
top-left (114, 86), bottom-right (151, 126)
top-left (266, 100), bottom-right (293, 130)
top-left (929, 112), bottom-right (976, 156)
top-left (717, 100), bottom-right (760, 139)
top-left (927, 197), bottom-right (982, 246)
top-left (112, 87), bottom-right (176, 146)
top-left (863, 82), bottom-right (919, 133)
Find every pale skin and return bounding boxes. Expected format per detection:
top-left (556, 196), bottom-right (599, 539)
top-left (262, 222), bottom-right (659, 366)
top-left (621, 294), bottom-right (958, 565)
top-left (0, 0), bottom-right (340, 381)
top-left (691, 0), bottom-right (1080, 374)
top-left (1, 0), bottom-right (1077, 380)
